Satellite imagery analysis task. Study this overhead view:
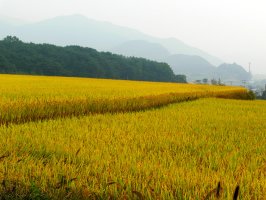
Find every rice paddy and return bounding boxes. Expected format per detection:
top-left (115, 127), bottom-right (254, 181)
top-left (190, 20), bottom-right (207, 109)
top-left (0, 74), bottom-right (251, 125)
top-left (0, 74), bottom-right (264, 199)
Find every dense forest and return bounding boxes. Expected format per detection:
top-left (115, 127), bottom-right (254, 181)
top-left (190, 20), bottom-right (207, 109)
top-left (0, 36), bottom-right (186, 83)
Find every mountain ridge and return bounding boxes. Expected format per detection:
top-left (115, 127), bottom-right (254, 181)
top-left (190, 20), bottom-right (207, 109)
top-left (165, 54), bottom-right (251, 83)
top-left (0, 15), bottom-right (251, 84)
top-left (112, 40), bottom-right (171, 61)
top-left (0, 14), bottom-right (223, 66)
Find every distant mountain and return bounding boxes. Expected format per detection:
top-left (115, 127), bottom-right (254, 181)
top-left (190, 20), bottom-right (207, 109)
top-left (112, 40), bottom-right (171, 61)
top-left (0, 14), bottom-right (223, 66)
top-left (0, 36), bottom-right (184, 83)
top-left (11, 15), bottom-right (133, 50)
top-left (1, 15), bottom-right (249, 83)
top-left (165, 55), bottom-right (251, 83)
top-left (215, 63), bottom-right (252, 83)
top-left (158, 38), bottom-right (223, 66)
top-left (165, 54), bottom-right (216, 80)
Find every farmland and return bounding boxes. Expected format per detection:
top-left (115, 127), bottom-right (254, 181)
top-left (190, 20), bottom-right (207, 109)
top-left (0, 74), bottom-right (251, 125)
top-left (0, 74), bottom-right (265, 199)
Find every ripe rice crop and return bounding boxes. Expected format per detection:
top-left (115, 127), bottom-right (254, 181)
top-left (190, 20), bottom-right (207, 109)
top-left (0, 74), bottom-right (251, 125)
top-left (0, 98), bottom-right (265, 199)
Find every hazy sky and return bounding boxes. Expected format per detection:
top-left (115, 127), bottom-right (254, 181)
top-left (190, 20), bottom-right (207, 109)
top-left (0, 0), bottom-right (266, 74)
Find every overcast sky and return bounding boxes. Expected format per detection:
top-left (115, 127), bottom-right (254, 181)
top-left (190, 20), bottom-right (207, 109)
top-left (0, 0), bottom-right (265, 74)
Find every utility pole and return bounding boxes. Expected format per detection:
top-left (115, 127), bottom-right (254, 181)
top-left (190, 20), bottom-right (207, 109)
top-left (249, 62), bottom-right (251, 74)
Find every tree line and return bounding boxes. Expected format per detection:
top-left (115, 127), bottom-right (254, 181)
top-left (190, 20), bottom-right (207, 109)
top-left (0, 36), bottom-right (186, 83)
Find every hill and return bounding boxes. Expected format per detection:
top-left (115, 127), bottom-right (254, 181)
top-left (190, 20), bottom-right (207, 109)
top-left (165, 55), bottom-right (251, 83)
top-left (0, 14), bottom-right (223, 66)
top-left (0, 36), bottom-right (184, 82)
top-left (1, 15), bottom-right (249, 83)
top-left (165, 54), bottom-right (216, 80)
top-left (112, 40), bottom-right (171, 61)
top-left (215, 63), bottom-right (252, 83)
top-left (158, 38), bottom-right (223, 66)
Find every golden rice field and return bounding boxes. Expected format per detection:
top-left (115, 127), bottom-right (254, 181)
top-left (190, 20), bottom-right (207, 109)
top-left (0, 74), bottom-right (252, 125)
top-left (0, 74), bottom-right (264, 199)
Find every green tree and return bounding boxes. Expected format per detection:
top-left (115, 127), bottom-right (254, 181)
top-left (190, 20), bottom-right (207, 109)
top-left (0, 36), bottom-right (185, 83)
top-left (175, 75), bottom-right (187, 83)
top-left (3, 36), bottom-right (21, 43)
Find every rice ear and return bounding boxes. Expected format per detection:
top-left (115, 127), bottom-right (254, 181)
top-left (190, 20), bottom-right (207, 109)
top-left (75, 148), bottom-right (81, 156)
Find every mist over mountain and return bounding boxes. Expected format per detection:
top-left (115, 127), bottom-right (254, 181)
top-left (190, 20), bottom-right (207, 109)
top-left (0, 14), bottom-right (252, 84)
top-left (112, 40), bottom-right (171, 61)
top-left (253, 74), bottom-right (266, 80)
top-left (157, 38), bottom-right (223, 66)
top-left (215, 63), bottom-right (252, 83)
top-left (10, 15), bottom-right (134, 50)
top-left (165, 55), bottom-right (251, 83)
top-left (0, 15), bottom-right (223, 66)
top-left (165, 54), bottom-right (215, 80)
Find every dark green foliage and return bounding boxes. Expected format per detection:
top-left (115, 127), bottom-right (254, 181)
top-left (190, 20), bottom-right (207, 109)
top-left (247, 90), bottom-right (256, 100)
top-left (0, 36), bottom-right (186, 83)
top-left (262, 91), bottom-right (266, 99)
top-left (27, 182), bottom-right (49, 200)
top-left (175, 74), bottom-right (187, 83)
